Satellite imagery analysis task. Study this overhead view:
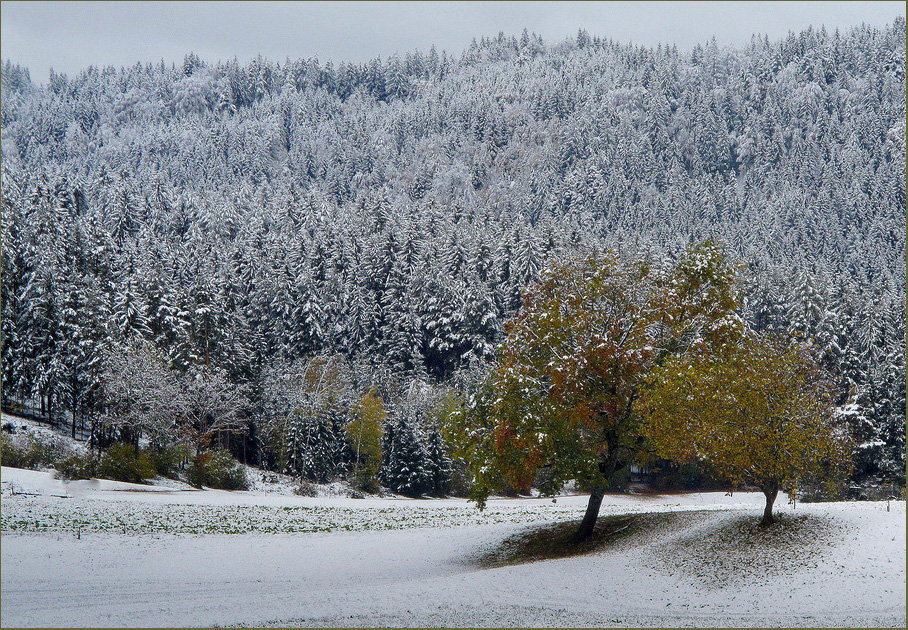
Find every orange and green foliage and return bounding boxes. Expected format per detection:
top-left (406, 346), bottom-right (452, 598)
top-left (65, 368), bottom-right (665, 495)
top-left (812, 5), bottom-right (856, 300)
top-left (638, 331), bottom-right (852, 525)
top-left (450, 241), bottom-right (741, 540)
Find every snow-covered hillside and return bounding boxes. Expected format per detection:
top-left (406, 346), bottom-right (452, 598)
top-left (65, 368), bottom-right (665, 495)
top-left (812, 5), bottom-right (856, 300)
top-left (1, 466), bottom-right (903, 627)
top-left (2, 20), bottom-right (905, 496)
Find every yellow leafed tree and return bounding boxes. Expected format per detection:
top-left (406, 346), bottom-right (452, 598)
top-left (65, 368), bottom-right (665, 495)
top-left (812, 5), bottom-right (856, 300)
top-left (345, 387), bottom-right (385, 493)
top-left (638, 332), bottom-right (852, 525)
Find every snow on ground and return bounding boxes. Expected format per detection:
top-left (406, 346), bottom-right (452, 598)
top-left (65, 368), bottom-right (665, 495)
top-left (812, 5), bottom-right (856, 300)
top-left (1, 413), bottom-right (89, 456)
top-left (0, 466), bottom-right (762, 534)
top-left (1, 465), bottom-right (905, 628)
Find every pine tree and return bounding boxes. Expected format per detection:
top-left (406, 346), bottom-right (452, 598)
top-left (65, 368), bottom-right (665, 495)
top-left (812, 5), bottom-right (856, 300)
top-left (425, 424), bottom-right (453, 496)
top-left (382, 416), bottom-right (432, 497)
top-left (286, 409), bottom-right (340, 482)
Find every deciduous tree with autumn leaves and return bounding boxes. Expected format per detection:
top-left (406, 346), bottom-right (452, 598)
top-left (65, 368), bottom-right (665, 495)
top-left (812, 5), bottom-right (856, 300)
top-left (451, 241), bottom-right (851, 540)
top-left (638, 331), bottom-right (852, 525)
top-left (345, 387), bottom-right (386, 493)
top-left (450, 242), bottom-right (745, 541)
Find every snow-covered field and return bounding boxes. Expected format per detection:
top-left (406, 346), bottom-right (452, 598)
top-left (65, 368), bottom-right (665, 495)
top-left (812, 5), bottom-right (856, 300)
top-left (1, 465), bottom-right (905, 628)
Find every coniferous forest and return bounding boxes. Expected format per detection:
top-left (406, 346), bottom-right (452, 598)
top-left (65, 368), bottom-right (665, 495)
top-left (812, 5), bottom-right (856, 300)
top-left (1, 21), bottom-right (904, 495)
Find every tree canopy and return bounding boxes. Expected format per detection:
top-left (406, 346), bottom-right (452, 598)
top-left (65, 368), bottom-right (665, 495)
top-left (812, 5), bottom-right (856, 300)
top-left (451, 242), bottom-right (741, 540)
top-left (638, 331), bottom-right (852, 524)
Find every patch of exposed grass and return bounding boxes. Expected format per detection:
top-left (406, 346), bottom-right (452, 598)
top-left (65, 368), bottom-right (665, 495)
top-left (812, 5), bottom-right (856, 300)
top-left (0, 493), bottom-right (587, 535)
top-left (475, 511), bottom-right (691, 568)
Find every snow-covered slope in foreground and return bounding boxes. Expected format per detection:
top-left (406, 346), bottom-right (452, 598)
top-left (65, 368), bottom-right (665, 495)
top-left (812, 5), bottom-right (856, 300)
top-left (1, 467), bottom-right (904, 627)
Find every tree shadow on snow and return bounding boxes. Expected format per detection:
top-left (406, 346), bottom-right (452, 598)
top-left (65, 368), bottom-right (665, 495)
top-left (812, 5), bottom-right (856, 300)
top-left (470, 509), bottom-right (848, 583)
top-left (472, 511), bottom-right (693, 568)
top-left (648, 511), bottom-right (849, 589)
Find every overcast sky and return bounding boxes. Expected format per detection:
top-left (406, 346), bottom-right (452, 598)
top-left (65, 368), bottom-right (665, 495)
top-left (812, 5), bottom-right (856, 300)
top-left (2, 1), bottom-right (904, 82)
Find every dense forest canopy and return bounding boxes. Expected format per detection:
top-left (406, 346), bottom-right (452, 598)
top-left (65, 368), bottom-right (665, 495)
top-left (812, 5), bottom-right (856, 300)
top-left (1, 20), bottom-right (904, 491)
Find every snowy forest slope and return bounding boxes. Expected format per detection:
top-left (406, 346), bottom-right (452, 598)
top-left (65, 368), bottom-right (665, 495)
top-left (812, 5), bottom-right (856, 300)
top-left (1, 21), bottom-right (904, 485)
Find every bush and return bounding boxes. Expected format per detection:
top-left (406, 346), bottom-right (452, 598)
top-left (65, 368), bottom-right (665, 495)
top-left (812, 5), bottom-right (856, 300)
top-left (188, 449), bottom-right (248, 490)
top-left (55, 452), bottom-right (98, 480)
top-left (293, 479), bottom-right (319, 497)
top-left (646, 459), bottom-right (727, 492)
top-left (1, 432), bottom-right (70, 470)
top-left (148, 443), bottom-right (193, 478)
top-left (350, 468), bottom-right (381, 495)
top-left (1, 433), bottom-right (27, 468)
top-left (97, 443), bottom-right (157, 484)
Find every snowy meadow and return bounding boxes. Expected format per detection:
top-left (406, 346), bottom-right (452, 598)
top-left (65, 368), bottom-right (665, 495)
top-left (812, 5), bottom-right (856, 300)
top-left (1, 464), bottom-right (904, 628)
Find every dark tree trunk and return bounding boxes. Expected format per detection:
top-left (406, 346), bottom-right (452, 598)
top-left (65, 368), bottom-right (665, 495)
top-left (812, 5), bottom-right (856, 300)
top-left (571, 433), bottom-right (627, 543)
top-left (761, 481), bottom-right (779, 526)
top-left (572, 486), bottom-right (605, 542)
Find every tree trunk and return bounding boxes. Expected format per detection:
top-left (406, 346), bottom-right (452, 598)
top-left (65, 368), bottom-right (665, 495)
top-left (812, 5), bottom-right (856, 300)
top-left (761, 481), bottom-right (779, 526)
top-left (353, 437), bottom-right (361, 477)
top-left (572, 486), bottom-right (605, 542)
top-left (570, 434), bottom-right (626, 543)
